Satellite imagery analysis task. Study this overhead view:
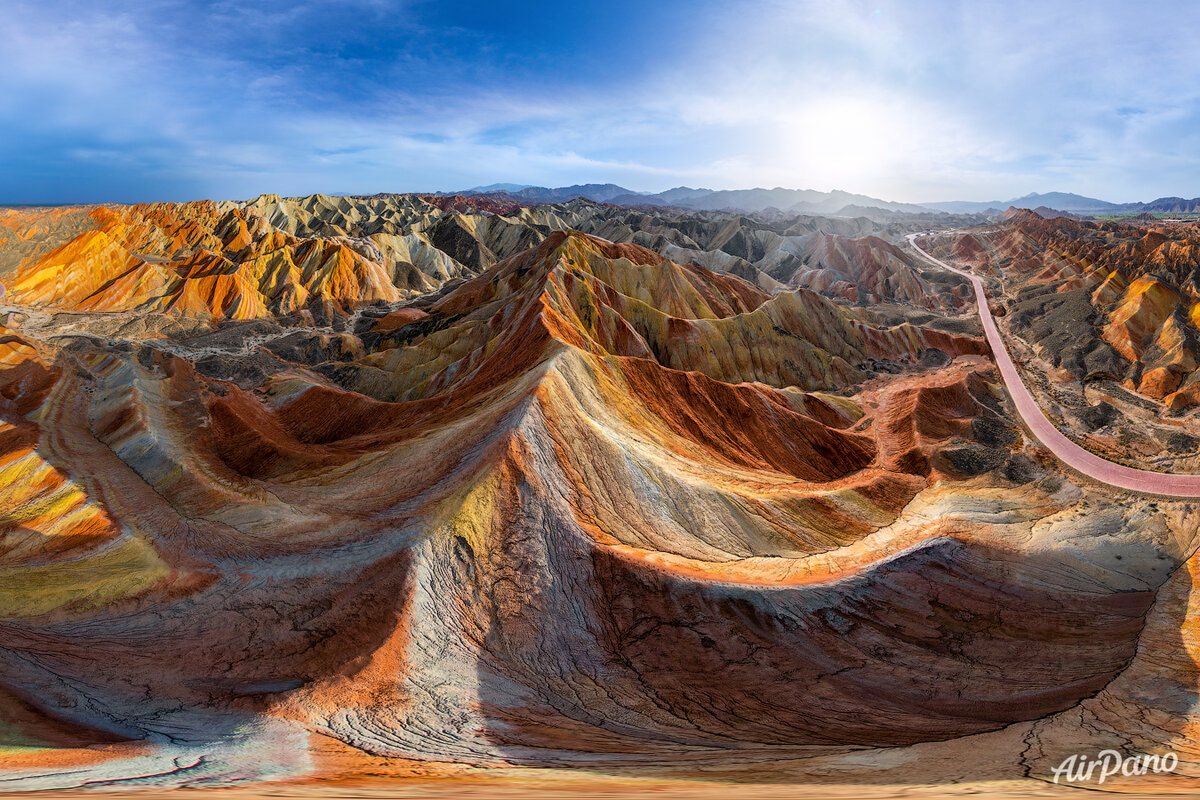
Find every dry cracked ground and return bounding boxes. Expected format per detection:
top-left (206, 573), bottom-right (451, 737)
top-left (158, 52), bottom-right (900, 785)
top-left (0, 196), bottom-right (1197, 798)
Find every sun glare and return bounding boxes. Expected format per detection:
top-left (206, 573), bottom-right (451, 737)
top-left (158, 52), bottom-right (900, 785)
top-left (772, 95), bottom-right (908, 190)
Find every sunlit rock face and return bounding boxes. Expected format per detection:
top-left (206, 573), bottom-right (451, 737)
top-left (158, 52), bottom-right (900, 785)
top-left (0, 198), bottom-right (1197, 790)
top-left (936, 211), bottom-right (1200, 405)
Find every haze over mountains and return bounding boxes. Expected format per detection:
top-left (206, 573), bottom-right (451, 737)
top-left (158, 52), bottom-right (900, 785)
top-left (927, 191), bottom-right (1200, 215)
top-left (454, 184), bottom-right (936, 215)
top-left (454, 184), bottom-right (1200, 216)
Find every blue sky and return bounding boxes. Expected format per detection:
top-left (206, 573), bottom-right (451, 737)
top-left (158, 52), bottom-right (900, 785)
top-left (3, 0), bottom-right (1200, 204)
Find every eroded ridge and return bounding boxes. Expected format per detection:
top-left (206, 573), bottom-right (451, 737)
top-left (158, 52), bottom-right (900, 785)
top-left (0, 203), bottom-right (1195, 792)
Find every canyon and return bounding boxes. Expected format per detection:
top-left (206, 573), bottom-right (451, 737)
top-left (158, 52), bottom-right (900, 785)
top-left (0, 196), bottom-right (1197, 796)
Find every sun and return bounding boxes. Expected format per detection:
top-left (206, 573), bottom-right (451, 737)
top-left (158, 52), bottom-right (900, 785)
top-left (772, 94), bottom-right (921, 191)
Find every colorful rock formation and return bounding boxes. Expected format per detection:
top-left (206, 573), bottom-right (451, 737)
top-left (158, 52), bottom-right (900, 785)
top-left (0, 198), bottom-right (1196, 793)
top-left (934, 212), bottom-right (1200, 407)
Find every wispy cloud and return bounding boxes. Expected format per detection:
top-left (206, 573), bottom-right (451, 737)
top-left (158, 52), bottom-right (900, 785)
top-left (2, 0), bottom-right (1199, 203)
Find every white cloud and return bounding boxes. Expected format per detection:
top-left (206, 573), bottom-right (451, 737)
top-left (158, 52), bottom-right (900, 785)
top-left (4, 0), bottom-right (1200, 202)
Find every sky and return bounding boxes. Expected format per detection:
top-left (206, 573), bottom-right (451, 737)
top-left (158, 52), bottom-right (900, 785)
top-left (3, 0), bottom-right (1200, 204)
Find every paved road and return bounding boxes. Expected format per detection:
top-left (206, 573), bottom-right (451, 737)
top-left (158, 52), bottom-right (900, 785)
top-left (907, 233), bottom-right (1200, 497)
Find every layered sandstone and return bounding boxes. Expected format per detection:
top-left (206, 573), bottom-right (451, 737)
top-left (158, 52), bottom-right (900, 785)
top-left (0, 201), bottom-right (1196, 793)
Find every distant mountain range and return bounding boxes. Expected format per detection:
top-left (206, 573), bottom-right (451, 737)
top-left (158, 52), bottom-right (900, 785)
top-left (923, 192), bottom-right (1200, 215)
top-left (464, 182), bottom-right (536, 194)
top-left (448, 185), bottom-right (1200, 217)
top-left (924, 192), bottom-right (1117, 214)
top-left (450, 184), bottom-right (935, 215)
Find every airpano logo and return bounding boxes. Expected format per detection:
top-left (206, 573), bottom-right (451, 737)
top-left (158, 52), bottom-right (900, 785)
top-left (1051, 750), bottom-right (1179, 784)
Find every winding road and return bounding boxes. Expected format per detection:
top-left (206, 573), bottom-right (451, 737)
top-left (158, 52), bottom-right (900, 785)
top-left (907, 233), bottom-right (1200, 498)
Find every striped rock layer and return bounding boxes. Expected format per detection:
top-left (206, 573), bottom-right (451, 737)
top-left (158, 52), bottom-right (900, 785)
top-left (0, 203), bottom-right (1195, 789)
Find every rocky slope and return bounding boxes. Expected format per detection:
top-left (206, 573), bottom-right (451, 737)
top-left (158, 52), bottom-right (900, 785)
top-left (0, 196), bottom-right (973, 323)
top-left (932, 212), bottom-right (1200, 412)
top-left (0, 199), bottom-right (1196, 793)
